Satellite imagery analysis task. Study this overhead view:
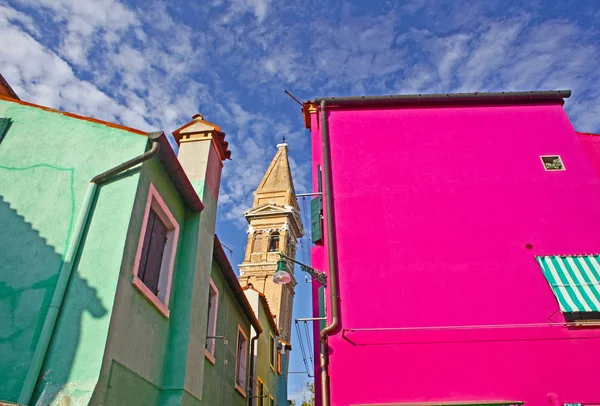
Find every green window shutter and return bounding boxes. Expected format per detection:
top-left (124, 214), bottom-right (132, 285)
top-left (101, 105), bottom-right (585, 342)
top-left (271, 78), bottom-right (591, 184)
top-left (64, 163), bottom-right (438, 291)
top-left (0, 118), bottom-right (13, 144)
top-left (311, 196), bottom-right (322, 244)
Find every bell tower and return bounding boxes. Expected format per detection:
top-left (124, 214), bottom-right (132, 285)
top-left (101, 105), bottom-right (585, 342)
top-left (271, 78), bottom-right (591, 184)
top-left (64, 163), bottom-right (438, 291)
top-left (239, 142), bottom-right (304, 343)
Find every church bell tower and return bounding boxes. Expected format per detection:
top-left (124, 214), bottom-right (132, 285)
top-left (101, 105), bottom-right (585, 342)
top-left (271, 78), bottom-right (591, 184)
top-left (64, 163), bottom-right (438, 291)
top-left (239, 142), bottom-right (304, 343)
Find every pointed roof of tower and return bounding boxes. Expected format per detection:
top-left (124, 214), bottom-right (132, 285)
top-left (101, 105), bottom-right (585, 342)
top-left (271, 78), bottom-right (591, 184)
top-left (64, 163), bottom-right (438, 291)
top-left (253, 143), bottom-right (298, 209)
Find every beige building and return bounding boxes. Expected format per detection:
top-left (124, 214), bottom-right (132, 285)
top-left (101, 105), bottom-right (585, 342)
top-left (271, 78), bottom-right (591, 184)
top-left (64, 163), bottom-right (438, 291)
top-left (238, 142), bottom-right (304, 344)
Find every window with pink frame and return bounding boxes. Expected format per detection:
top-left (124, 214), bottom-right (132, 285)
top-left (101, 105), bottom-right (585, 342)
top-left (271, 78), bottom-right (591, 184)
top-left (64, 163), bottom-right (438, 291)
top-left (132, 183), bottom-right (179, 318)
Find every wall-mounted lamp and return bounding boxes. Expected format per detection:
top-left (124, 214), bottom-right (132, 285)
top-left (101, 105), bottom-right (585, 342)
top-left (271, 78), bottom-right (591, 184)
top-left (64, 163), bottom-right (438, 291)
top-left (273, 252), bottom-right (327, 287)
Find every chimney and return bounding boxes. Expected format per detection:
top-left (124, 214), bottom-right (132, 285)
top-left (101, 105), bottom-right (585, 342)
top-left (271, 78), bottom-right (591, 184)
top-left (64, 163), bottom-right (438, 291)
top-left (172, 113), bottom-right (231, 203)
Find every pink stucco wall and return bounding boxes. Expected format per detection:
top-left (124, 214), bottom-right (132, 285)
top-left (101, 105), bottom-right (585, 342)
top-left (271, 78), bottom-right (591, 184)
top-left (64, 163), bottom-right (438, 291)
top-left (310, 101), bottom-right (600, 406)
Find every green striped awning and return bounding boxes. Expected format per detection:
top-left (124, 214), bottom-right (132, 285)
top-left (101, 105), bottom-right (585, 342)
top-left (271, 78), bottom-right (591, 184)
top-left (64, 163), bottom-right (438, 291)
top-left (536, 255), bottom-right (600, 313)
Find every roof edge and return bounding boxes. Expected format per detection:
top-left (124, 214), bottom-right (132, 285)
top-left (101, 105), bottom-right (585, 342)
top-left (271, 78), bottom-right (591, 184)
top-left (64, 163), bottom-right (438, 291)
top-left (148, 132), bottom-right (204, 213)
top-left (0, 94), bottom-right (147, 135)
top-left (213, 235), bottom-right (263, 334)
top-left (313, 90), bottom-right (571, 106)
top-left (0, 74), bottom-right (19, 100)
top-left (242, 284), bottom-right (280, 335)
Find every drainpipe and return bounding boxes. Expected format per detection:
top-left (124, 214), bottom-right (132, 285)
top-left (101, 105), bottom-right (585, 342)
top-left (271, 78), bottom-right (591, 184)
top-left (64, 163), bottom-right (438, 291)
top-left (248, 331), bottom-right (261, 406)
top-left (318, 100), bottom-right (340, 406)
top-left (18, 133), bottom-right (162, 405)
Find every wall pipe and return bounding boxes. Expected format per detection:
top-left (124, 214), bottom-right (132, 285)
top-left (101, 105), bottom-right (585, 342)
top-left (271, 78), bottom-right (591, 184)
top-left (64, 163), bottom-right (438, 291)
top-left (318, 100), bottom-right (341, 406)
top-left (248, 331), bottom-right (261, 406)
top-left (18, 134), bottom-right (162, 405)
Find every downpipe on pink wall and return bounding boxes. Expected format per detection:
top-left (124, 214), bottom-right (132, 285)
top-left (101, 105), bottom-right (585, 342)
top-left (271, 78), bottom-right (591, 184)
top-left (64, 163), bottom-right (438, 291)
top-left (317, 99), bottom-right (341, 406)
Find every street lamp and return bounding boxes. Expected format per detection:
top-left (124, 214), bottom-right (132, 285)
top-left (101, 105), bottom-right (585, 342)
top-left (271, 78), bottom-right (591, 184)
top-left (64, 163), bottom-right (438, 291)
top-left (273, 252), bottom-right (327, 287)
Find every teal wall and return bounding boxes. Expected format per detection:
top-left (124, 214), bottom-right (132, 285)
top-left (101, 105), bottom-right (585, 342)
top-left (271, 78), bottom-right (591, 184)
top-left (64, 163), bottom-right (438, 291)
top-left (201, 259), bottom-right (252, 406)
top-left (0, 99), bottom-right (147, 404)
top-left (89, 156), bottom-right (187, 404)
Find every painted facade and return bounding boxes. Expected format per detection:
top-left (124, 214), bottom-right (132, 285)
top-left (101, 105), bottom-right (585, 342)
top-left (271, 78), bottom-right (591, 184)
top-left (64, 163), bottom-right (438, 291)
top-left (202, 235), bottom-right (262, 406)
top-left (305, 92), bottom-right (600, 406)
top-left (244, 285), bottom-right (290, 406)
top-left (0, 82), bottom-right (231, 406)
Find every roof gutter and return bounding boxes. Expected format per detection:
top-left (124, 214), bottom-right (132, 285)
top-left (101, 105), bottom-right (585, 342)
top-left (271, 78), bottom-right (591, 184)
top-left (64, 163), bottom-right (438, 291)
top-left (19, 133), bottom-right (163, 405)
top-left (314, 90), bottom-right (571, 107)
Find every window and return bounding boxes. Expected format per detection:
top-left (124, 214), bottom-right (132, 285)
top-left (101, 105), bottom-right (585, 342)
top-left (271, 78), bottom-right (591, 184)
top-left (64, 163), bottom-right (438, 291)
top-left (0, 118), bottom-right (13, 144)
top-left (205, 280), bottom-right (219, 363)
top-left (268, 231), bottom-right (280, 252)
top-left (269, 333), bottom-right (275, 370)
top-left (541, 155), bottom-right (565, 171)
top-left (132, 184), bottom-right (179, 318)
top-left (257, 377), bottom-right (264, 406)
top-left (234, 326), bottom-right (248, 396)
top-left (536, 255), bottom-right (600, 320)
top-left (277, 351), bottom-right (282, 375)
top-left (269, 394), bottom-right (274, 406)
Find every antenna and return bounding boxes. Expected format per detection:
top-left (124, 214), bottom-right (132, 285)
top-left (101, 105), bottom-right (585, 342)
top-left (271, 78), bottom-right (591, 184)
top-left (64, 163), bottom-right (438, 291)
top-left (220, 242), bottom-right (234, 263)
top-left (284, 90), bottom-right (303, 107)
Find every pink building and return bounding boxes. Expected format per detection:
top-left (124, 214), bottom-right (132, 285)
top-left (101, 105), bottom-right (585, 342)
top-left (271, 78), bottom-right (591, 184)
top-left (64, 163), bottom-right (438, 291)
top-left (304, 91), bottom-right (600, 406)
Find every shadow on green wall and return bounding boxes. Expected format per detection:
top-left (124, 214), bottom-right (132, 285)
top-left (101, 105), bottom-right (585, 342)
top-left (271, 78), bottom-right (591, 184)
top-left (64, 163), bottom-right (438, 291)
top-left (0, 194), bottom-right (107, 404)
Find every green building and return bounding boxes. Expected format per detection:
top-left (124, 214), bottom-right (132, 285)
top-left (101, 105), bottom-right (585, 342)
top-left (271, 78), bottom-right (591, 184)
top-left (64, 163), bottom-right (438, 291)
top-left (243, 285), bottom-right (291, 406)
top-left (202, 236), bottom-right (263, 405)
top-left (0, 77), bottom-right (233, 406)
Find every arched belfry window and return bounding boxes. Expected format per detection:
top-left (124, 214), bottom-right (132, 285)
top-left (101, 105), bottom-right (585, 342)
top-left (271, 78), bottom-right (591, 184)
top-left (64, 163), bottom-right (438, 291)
top-left (268, 231), bottom-right (280, 252)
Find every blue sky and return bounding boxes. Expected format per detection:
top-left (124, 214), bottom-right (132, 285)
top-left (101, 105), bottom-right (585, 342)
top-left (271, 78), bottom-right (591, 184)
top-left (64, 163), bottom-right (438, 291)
top-left (2, 0), bottom-right (600, 401)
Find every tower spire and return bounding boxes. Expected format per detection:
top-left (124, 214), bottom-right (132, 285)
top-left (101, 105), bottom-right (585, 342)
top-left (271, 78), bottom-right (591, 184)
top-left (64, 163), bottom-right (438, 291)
top-left (238, 143), bottom-right (304, 343)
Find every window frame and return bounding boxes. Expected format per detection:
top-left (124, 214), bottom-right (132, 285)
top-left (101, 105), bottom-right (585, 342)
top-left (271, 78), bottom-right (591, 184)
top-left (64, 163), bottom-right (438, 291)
top-left (269, 394), bottom-right (274, 406)
top-left (268, 231), bottom-right (280, 252)
top-left (540, 155), bottom-right (566, 171)
top-left (234, 325), bottom-right (248, 397)
top-left (269, 333), bottom-right (276, 371)
top-left (257, 376), bottom-right (264, 406)
top-left (132, 183), bottom-right (179, 318)
top-left (204, 279), bottom-right (219, 364)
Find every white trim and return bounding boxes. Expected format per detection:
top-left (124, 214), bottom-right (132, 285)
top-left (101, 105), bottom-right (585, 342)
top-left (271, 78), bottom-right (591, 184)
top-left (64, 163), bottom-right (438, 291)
top-left (234, 325), bottom-right (248, 397)
top-left (131, 183), bottom-right (180, 318)
top-left (205, 279), bottom-right (219, 361)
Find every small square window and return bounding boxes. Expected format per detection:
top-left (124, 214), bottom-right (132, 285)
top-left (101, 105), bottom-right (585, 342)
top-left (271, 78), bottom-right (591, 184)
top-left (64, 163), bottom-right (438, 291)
top-left (541, 155), bottom-right (565, 171)
top-left (132, 184), bottom-right (180, 318)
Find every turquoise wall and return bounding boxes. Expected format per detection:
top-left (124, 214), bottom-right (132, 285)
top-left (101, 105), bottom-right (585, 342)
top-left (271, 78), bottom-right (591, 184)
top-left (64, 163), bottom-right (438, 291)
top-left (89, 156), bottom-right (187, 404)
top-left (0, 99), bottom-right (147, 404)
top-left (201, 259), bottom-right (252, 406)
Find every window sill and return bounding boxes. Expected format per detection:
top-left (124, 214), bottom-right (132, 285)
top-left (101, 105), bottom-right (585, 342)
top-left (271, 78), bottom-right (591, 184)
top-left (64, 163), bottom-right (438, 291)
top-left (234, 384), bottom-right (246, 398)
top-left (205, 349), bottom-right (216, 365)
top-left (132, 276), bottom-right (170, 318)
